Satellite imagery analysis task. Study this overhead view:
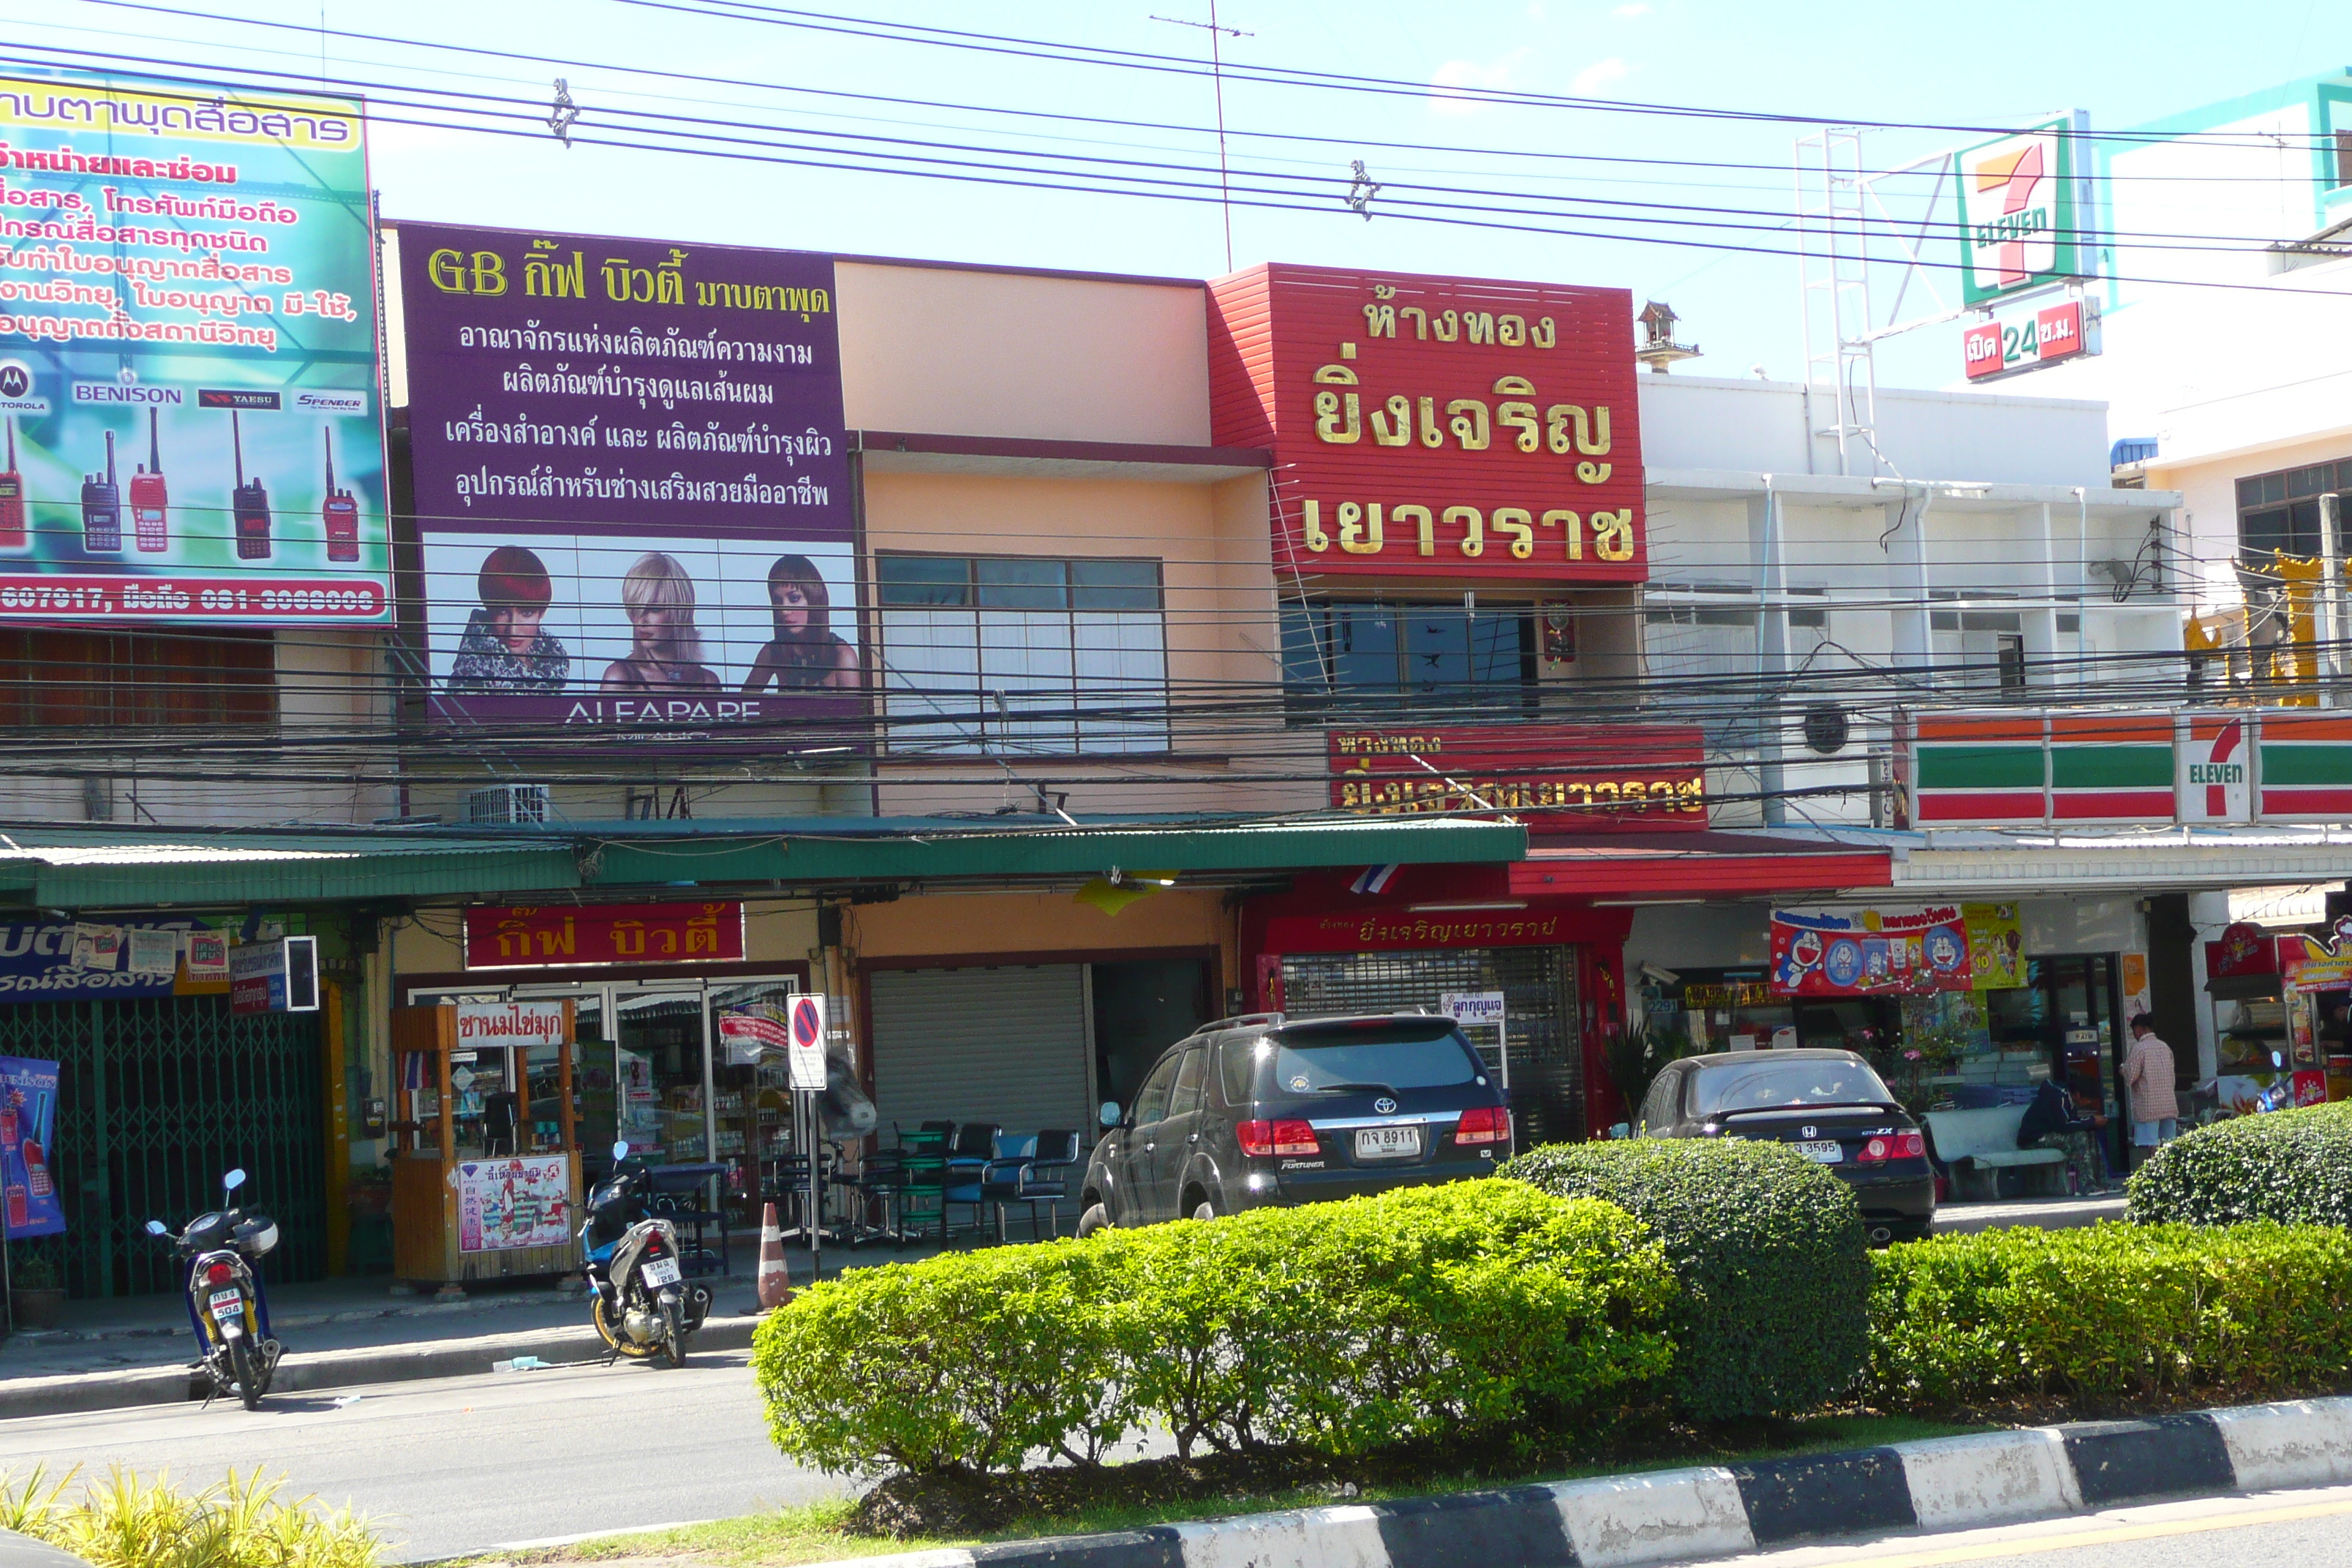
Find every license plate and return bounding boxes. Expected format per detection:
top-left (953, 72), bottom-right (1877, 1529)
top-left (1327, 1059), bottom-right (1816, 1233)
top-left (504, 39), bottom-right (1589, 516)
top-left (208, 1288), bottom-right (244, 1316)
top-left (641, 1256), bottom-right (682, 1286)
top-left (1793, 1139), bottom-right (1844, 1164)
top-left (1354, 1125), bottom-right (1423, 1161)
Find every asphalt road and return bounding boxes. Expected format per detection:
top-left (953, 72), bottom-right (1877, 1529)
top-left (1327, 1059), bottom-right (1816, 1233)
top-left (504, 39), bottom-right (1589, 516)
top-left (1741, 1481), bottom-right (2352, 1568)
top-left (0, 1346), bottom-right (843, 1563)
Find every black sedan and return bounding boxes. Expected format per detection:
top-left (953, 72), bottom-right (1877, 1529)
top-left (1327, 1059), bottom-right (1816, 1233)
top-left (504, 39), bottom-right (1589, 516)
top-left (1635, 1048), bottom-right (1935, 1243)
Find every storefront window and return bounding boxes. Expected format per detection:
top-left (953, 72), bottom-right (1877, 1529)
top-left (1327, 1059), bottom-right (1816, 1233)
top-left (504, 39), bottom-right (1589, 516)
top-left (616, 989), bottom-right (708, 1165)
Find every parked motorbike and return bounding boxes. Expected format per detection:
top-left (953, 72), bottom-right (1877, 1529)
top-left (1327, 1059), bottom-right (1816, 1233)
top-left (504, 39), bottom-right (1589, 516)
top-left (143, 1168), bottom-right (282, 1410)
top-left (581, 1140), bottom-right (709, 1367)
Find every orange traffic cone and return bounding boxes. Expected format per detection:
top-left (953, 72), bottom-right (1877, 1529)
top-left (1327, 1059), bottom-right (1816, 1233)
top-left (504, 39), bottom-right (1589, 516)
top-left (757, 1201), bottom-right (793, 1310)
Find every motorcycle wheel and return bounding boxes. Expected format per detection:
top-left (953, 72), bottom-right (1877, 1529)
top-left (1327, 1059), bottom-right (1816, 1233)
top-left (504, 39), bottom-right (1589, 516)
top-left (657, 1295), bottom-right (685, 1368)
top-left (229, 1336), bottom-right (263, 1410)
top-left (591, 1292), bottom-right (656, 1360)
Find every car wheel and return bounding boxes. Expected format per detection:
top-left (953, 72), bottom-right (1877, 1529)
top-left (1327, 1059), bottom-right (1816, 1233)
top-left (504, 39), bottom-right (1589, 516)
top-left (1191, 1199), bottom-right (1216, 1222)
top-left (1075, 1202), bottom-right (1112, 1239)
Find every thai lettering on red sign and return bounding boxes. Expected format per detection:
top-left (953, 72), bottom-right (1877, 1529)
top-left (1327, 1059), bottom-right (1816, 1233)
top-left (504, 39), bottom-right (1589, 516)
top-left (1327, 723), bottom-right (1704, 833)
top-left (463, 902), bottom-right (746, 968)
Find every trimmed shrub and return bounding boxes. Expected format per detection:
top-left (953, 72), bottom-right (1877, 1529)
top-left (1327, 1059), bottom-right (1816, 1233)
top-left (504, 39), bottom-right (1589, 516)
top-left (1109, 1180), bottom-right (1675, 1458)
top-left (1502, 1138), bottom-right (1872, 1422)
top-left (2127, 1102), bottom-right (2352, 1228)
top-left (1866, 1221), bottom-right (2352, 1410)
top-left (753, 1179), bottom-right (1676, 1477)
top-left (1, 1466), bottom-right (382, 1568)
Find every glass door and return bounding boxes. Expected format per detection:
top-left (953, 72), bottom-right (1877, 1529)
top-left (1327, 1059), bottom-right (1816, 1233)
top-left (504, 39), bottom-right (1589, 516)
top-left (708, 979), bottom-right (802, 1224)
top-left (615, 987), bottom-right (712, 1165)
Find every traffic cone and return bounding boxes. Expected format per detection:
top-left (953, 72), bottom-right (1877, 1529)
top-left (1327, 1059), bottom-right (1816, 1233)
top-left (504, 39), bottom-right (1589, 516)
top-left (757, 1201), bottom-right (792, 1310)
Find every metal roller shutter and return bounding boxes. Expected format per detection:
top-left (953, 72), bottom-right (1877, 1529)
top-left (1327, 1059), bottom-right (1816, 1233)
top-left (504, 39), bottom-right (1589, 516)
top-left (1278, 946), bottom-right (1584, 1147)
top-left (869, 965), bottom-right (1091, 1140)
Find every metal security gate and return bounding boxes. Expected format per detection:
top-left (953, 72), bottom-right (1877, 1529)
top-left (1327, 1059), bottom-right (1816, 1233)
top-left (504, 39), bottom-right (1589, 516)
top-left (1279, 947), bottom-right (1584, 1147)
top-left (869, 967), bottom-right (1092, 1139)
top-left (0, 995), bottom-right (325, 1299)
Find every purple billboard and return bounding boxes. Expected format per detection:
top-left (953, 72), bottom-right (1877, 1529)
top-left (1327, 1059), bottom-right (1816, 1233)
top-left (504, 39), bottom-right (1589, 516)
top-left (396, 222), bottom-right (860, 744)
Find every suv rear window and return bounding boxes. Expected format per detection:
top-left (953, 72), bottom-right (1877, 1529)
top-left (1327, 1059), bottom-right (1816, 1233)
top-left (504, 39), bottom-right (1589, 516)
top-left (1250, 1022), bottom-right (1482, 1098)
top-left (1686, 1057), bottom-right (1894, 1117)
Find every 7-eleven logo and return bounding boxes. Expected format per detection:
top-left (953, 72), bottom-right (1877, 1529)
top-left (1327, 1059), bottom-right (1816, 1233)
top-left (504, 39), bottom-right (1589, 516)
top-left (2183, 715), bottom-right (2249, 822)
top-left (1964, 131), bottom-right (2059, 288)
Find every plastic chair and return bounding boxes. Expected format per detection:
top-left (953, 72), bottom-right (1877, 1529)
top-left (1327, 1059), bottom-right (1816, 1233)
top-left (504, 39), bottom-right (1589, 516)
top-left (979, 1133), bottom-right (1039, 1243)
top-left (1018, 1130), bottom-right (1083, 1240)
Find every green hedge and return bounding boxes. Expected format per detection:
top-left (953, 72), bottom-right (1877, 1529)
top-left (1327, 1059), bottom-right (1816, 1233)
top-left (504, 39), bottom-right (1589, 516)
top-left (2127, 1102), bottom-right (2352, 1228)
top-left (752, 1180), bottom-right (1674, 1477)
top-left (1502, 1139), bottom-right (1872, 1422)
top-left (1866, 1221), bottom-right (2352, 1409)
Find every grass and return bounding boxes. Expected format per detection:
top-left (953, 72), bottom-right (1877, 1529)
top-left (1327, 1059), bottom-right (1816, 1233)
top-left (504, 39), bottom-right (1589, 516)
top-left (455, 1411), bottom-right (1986, 1567)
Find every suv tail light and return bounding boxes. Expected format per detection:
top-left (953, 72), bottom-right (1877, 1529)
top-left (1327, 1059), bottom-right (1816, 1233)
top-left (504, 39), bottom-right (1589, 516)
top-left (1857, 1131), bottom-right (1926, 1165)
top-left (1237, 1119), bottom-right (1319, 1158)
top-left (1455, 1106), bottom-right (1510, 1146)
top-left (203, 1261), bottom-right (236, 1286)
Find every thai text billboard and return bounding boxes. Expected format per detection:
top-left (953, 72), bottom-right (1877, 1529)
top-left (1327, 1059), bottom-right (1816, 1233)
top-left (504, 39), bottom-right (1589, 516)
top-left (396, 222), bottom-right (858, 744)
top-left (0, 69), bottom-right (388, 625)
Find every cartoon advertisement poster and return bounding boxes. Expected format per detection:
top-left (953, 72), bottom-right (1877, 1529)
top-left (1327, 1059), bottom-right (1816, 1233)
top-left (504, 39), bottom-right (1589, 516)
top-left (1771, 905), bottom-right (1977, 998)
top-left (0, 69), bottom-right (388, 625)
top-left (456, 1154), bottom-right (572, 1253)
top-left (0, 1055), bottom-right (64, 1237)
top-left (395, 220), bottom-right (860, 750)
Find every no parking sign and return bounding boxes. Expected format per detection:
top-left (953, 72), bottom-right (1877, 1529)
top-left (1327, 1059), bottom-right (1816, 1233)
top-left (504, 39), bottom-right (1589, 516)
top-left (787, 995), bottom-right (828, 1090)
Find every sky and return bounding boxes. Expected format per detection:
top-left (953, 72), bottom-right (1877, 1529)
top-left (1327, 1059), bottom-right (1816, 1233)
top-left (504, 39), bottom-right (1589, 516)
top-left (7, 0), bottom-right (2351, 391)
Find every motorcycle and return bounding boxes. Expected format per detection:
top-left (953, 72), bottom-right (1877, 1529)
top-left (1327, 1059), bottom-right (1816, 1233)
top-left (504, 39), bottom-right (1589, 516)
top-left (581, 1139), bottom-right (709, 1368)
top-left (143, 1168), bottom-right (282, 1410)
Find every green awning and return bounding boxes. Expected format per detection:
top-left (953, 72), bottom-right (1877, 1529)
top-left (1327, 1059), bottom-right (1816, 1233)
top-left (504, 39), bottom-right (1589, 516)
top-left (0, 815), bottom-right (1522, 910)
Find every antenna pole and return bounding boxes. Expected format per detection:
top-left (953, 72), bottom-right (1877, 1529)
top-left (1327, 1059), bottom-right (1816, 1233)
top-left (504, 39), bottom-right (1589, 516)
top-left (323, 426), bottom-right (335, 491)
top-left (1152, 7), bottom-right (1252, 273)
top-left (104, 428), bottom-right (115, 484)
top-left (148, 407), bottom-right (160, 471)
top-left (233, 411), bottom-right (245, 486)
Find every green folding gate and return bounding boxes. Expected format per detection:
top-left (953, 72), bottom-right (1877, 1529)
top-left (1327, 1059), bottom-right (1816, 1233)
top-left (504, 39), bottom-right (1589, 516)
top-left (0, 995), bottom-right (325, 1299)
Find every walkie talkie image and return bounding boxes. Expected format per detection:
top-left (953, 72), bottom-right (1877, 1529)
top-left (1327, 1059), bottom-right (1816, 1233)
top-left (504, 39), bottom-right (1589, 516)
top-left (230, 410), bottom-right (271, 559)
top-left (320, 426), bottom-right (358, 562)
top-left (0, 418), bottom-right (23, 551)
top-left (131, 407), bottom-right (168, 552)
top-left (81, 429), bottom-right (122, 552)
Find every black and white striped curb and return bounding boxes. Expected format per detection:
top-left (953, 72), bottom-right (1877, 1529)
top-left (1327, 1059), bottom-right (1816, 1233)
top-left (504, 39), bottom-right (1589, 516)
top-left (826, 1395), bottom-right (2352, 1568)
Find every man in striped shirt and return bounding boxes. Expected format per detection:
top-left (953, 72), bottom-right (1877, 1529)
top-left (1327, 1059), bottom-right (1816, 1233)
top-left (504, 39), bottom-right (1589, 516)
top-left (2121, 1013), bottom-right (2179, 1168)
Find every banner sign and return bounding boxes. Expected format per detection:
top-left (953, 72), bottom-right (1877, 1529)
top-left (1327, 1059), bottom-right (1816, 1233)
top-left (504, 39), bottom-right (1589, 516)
top-left (463, 900), bottom-right (746, 969)
top-left (1328, 723), bottom-right (1705, 833)
top-left (227, 935), bottom-right (317, 1014)
top-left (454, 999), bottom-right (568, 1049)
top-left (1953, 114), bottom-right (2090, 306)
top-left (395, 221), bottom-right (859, 746)
top-left (1208, 264), bottom-right (1645, 583)
top-left (456, 1153), bottom-right (571, 1252)
top-left (0, 918), bottom-right (222, 1003)
top-left (1769, 902), bottom-right (2025, 997)
top-left (1441, 990), bottom-right (1505, 1028)
top-left (0, 68), bottom-right (389, 625)
top-left (0, 1055), bottom-right (63, 1237)
top-left (1962, 298), bottom-right (2098, 382)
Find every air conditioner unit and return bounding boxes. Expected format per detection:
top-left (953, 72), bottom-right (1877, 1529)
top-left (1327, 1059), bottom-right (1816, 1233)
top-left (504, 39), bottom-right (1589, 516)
top-left (467, 783), bottom-right (551, 825)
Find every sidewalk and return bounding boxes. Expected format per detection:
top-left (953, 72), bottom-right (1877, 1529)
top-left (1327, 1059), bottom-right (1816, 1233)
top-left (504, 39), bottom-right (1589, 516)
top-left (0, 1231), bottom-right (963, 1418)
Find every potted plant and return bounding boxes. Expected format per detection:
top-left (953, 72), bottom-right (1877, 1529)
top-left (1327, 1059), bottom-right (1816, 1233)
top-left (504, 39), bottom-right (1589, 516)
top-left (10, 1253), bottom-right (66, 1330)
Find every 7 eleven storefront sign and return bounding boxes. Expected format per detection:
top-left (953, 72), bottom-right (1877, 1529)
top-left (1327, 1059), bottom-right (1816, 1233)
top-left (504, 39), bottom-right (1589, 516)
top-left (1902, 710), bottom-right (2348, 827)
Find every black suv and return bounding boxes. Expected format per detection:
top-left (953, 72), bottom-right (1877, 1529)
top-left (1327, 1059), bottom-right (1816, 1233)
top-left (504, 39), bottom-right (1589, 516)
top-left (1076, 1011), bottom-right (1514, 1232)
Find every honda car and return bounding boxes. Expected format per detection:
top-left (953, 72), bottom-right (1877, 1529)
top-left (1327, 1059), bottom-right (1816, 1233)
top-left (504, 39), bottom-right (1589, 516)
top-left (1077, 1012), bottom-right (1514, 1232)
top-left (1636, 1048), bottom-right (1935, 1243)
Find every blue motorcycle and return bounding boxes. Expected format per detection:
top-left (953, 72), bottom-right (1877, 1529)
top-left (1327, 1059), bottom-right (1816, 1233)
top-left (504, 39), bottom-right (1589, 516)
top-left (143, 1167), bottom-right (282, 1410)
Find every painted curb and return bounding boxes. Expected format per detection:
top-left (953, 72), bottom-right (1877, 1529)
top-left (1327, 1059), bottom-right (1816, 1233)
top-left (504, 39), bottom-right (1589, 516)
top-left (809, 1395), bottom-right (2352, 1568)
top-left (0, 1313), bottom-right (761, 1420)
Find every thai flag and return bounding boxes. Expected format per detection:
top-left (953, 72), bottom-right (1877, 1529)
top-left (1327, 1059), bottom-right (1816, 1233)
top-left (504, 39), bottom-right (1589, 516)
top-left (1349, 863), bottom-right (1401, 896)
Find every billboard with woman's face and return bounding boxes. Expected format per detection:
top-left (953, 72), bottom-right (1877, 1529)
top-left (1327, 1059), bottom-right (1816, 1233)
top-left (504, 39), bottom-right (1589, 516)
top-left (396, 220), bottom-right (859, 746)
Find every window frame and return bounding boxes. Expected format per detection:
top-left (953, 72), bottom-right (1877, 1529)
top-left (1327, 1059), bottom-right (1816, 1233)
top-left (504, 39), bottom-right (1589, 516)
top-left (1281, 598), bottom-right (1540, 721)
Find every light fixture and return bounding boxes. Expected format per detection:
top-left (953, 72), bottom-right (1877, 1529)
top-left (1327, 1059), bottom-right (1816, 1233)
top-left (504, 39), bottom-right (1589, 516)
top-left (1406, 900), bottom-right (1527, 913)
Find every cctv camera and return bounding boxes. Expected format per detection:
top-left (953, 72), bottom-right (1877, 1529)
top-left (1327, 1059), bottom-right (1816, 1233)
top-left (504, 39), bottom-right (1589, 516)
top-left (1639, 962), bottom-right (1681, 987)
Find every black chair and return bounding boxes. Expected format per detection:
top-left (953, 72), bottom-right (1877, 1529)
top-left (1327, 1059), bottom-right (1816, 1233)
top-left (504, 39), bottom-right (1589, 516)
top-left (979, 1133), bottom-right (1040, 1243)
top-left (644, 1161), bottom-right (732, 1275)
top-left (1018, 1130), bottom-right (1083, 1240)
top-left (942, 1122), bottom-right (1001, 1240)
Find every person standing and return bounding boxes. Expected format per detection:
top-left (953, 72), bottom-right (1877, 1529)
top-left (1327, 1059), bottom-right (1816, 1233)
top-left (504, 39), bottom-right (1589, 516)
top-left (2120, 1013), bottom-right (2179, 1168)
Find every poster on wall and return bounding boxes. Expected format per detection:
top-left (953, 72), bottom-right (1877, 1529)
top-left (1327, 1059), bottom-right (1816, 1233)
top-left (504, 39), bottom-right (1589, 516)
top-left (1207, 263), bottom-right (1646, 584)
top-left (1770, 903), bottom-right (2026, 998)
top-left (0, 918), bottom-right (226, 1003)
top-left (0, 1055), bottom-right (63, 1237)
top-left (396, 222), bottom-right (859, 746)
top-left (456, 1153), bottom-right (571, 1252)
top-left (0, 69), bottom-right (390, 625)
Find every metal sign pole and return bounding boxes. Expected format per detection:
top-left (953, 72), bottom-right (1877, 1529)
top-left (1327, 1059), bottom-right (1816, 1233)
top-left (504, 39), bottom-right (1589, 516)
top-left (803, 1088), bottom-right (821, 1281)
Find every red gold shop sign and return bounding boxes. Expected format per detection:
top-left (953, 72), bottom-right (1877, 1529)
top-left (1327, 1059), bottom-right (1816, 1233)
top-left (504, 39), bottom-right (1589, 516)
top-left (463, 902), bottom-right (746, 969)
top-left (1207, 263), bottom-right (1644, 584)
top-left (1327, 723), bottom-right (1705, 833)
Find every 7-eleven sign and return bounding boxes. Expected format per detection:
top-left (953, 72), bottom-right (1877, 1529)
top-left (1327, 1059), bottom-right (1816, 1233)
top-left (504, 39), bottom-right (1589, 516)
top-left (1954, 116), bottom-right (2088, 306)
top-left (2179, 714), bottom-right (2251, 823)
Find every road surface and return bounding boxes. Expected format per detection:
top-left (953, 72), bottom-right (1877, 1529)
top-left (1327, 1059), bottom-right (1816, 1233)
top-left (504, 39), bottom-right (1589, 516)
top-left (0, 1346), bottom-right (836, 1562)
